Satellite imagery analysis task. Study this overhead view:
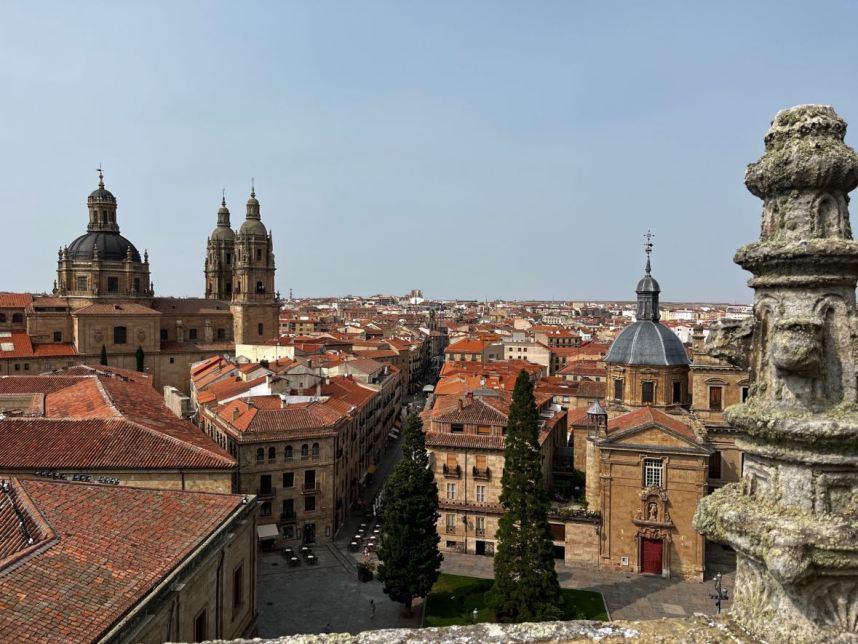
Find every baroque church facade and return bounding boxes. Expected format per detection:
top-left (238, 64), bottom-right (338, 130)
top-left (0, 171), bottom-right (279, 392)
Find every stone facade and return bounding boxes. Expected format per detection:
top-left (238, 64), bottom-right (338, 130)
top-left (695, 105), bottom-right (858, 642)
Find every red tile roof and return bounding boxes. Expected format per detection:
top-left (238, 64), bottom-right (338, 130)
top-left (0, 367), bottom-right (235, 470)
top-left (0, 331), bottom-right (77, 359)
top-left (0, 293), bottom-right (33, 308)
top-left (607, 407), bottom-right (698, 442)
top-left (0, 478), bottom-right (246, 644)
top-left (72, 302), bottom-right (161, 316)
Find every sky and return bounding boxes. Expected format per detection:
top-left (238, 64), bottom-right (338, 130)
top-left (2, 1), bottom-right (858, 303)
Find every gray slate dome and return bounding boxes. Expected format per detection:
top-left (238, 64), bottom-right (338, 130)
top-left (636, 274), bottom-right (660, 292)
top-left (211, 225), bottom-right (235, 241)
top-left (604, 320), bottom-right (690, 366)
top-left (67, 232), bottom-right (141, 262)
top-left (88, 186), bottom-right (116, 203)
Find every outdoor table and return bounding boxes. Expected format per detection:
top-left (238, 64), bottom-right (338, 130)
top-left (360, 523), bottom-right (367, 529)
top-left (300, 546), bottom-right (309, 555)
top-left (373, 527), bottom-right (381, 534)
top-left (307, 554), bottom-right (317, 564)
top-left (349, 541), bottom-right (359, 551)
top-left (290, 557), bottom-right (299, 566)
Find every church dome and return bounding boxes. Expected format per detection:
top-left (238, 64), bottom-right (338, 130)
top-left (605, 320), bottom-right (689, 366)
top-left (88, 186), bottom-right (116, 203)
top-left (67, 232), bottom-right (141, 262)
top-left (211, 199), bottom-right (235, 241)
top-left (239, 219), bottom-right (267, 236)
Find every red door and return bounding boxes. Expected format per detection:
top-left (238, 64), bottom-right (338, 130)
top-left (641, 538), bottom-right (663, 575)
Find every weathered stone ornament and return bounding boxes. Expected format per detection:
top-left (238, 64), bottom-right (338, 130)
top-left (694, 105), bottom-right (858, 642)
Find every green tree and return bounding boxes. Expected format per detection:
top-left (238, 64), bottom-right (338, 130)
top-left (377, 413), bottom-right (443, 613)
top-left (99, 344), bottom-right (108, 366)
top-left (135, 346), bottom-right (145, 372)
top-left (489, 370), bottom-right (561, 622)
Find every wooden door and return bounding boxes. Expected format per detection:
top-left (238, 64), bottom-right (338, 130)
top-left (641, 538), bottom-right (663, 575)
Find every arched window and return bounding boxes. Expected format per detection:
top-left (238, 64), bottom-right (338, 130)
top-left (311, 443), bottom-right (320, 458)
top-left (284, 445), bottom-right (293, 460)
top-left (268, 446), bottom-right (276, 461)
top-left (256, 448), bottom-right (264, 463)
top-left (11, 313), bottom-right (23, 324)
top-left (301, 444), bottom-right (309, 459)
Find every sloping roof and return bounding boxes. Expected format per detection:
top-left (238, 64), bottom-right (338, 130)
top-left (0, 293), bottom-right (33, 308)
top-left (214, 397), bottom-right (350, 438)
top-left (0, 367), bottom-right (235, 470)
top-left (0, 478), bottom-right (245, 644)
top-left (604, 407), bottom-right (701, 445)
top-left (72, 303), bottom-right (161, 316)
top-left (0, 331), bottom-right (76, 359)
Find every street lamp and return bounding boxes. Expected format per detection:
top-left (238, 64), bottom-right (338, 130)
top-left (472, 607), bottom-right (479, 624)
top-left (710, 572), bottom-right (729, 614)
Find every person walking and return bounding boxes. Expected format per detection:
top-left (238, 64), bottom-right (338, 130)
top-left (370, 599), bottom-right (376, 619)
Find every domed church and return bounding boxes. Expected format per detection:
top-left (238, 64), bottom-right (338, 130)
top-left (55, 168), bottom-right (153, 300)
top-left (604, 236), bottom-right (690, 410)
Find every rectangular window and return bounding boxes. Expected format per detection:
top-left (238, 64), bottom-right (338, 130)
top-left (194, 609), bottom-right (207, 643)
top-left (477, 425), bottom-right (491, 435)
top-left (709, 386), bottom-right (723, 411)
top-left (282, 525), bottom-right (294, 539)
top-left (283, 472), bottom-right (294, 488)
top-left (304, 469), bottom-right (316, 488)
top-left (113, 326), bottom-right (127, 345)
top-left (446, 483), bottom-right (456, 500)
top-left (475, 485), bottom-right (486, 503)
top-left (642, 381), bottom-right (655, 404)
top-left (189, 328), bottom-right (198, 340)
top-left (445, 514), bottom-right (455, 531)
top-left (305, 495), bottom-right (316, 512)
top-left (741, 386), bottom-right (750, 402)
top-left (258, 323), bottom-right (264, 336)
top-left (446, 453), bottom-right (458, 468)
top-left (475, 516), bottom-right (485, 535)
top-left (614, 379), bottom-right (624, 400)
top-left (450, 423), bottom-right (464, 433)
top-left (709, 451), bottom-right (723, 480)
top-left (475, 454), bottom-right (487, 470)
top-left (549, 522), bottom-right (566, 541)
top-left (672, 381), bottom-right (682, 404)
top-left (53, 331), bottom-right (62, 342)
top-left (259, 474), bottom-right (272, 494)
top-left (644, 458), bottom-right (664, 488)
top-left (107, 276), bottom-right (119, 293)
top-left (133, 277), bottom-right (140, 293)
top-left (282, 498), bottom-right (294, 515)
top-left (160, 328), bottom-right (168, 341)
top-left (232, 564), bottom-right (244, 609)
top-left (76, 276), bottom-right (87, 291)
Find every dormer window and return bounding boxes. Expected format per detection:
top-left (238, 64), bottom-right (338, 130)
top-left (451, 423), bottom-right (464, 433)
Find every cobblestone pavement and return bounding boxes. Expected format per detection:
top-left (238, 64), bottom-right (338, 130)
top-left (439, 547), bottom-right (735, 621)
top-left (256, 401), bottom-right (415, 637)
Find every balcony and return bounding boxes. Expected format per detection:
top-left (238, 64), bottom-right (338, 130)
top-left (472, 466), bottom-right (491, 481)
top-left (256, 487), bottom-right (276, 499)
top-left (475, 528), bottom-right (486, 537)
top-left (279, 511), bottom-right (296, 523)
top-left (445, 525), bottom-right (457, 534)
top-left (442, 464), bottom-right (461, 479)
top-left (302, 483), bottom-right (320, 494)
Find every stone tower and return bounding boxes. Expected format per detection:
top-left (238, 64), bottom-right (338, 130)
top-left (695, 105), bottom-right (858, 642)
top-left (204, 195), bottom-right (236, 300)
top-left (230, 184), bottom-right (278, 344)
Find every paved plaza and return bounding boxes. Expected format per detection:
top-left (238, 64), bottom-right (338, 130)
top-left (256, 390), bottom-right (735, 635)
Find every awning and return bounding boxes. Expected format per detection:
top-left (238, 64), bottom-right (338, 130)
top-left (257, 524), bottom-right (279, 540)
top-left (367, 464), bottom-right (378, 475)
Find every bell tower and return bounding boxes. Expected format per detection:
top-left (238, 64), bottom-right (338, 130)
top-left (230, 182), bottom-right (278, 344)
top-left (204, 193), bottom-right (235, 300)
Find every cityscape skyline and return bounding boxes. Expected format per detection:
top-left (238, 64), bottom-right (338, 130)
top-left (4, 1), bottom-right (858, 302)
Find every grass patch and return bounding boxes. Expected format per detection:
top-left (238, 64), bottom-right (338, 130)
top-left (423, 573), bottom-right (608, 627)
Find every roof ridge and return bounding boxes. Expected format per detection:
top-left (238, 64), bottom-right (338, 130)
top-left (121, 418), bottom-right (236, 465)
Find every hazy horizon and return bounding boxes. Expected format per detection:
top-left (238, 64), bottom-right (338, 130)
top-left (3, 1), bottom-right (858, 302)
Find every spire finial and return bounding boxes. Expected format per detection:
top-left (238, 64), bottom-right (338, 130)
top-left (97, 163), bottom-right (104, 188)
top-left (644, 229), bottom-right (654, 274)
top-left (251, 177), bottom-right (256, 198)
top-left (221, 187), bottom-right (226, 207)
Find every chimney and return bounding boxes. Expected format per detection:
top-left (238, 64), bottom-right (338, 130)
top-left (457, 397), bottom-right (464, 410)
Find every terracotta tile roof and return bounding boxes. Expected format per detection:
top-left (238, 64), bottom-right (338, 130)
top-left (0, 293), bottom-right (33, 308)
top-left (444, 338), bottom-right (490, 354)
top-left (0, 368), bottom-right (235, 470)
top-left (425, 431), bottom-right (505, 450)
top-left (0, 331), bottom-right (77, 360)
top-left (321, 376), bottom-right (374, 409)
top-left (436, 396), bottom-right (509, 425)
top-left (576, 380), bottom-right (606, 398)
top-left (606, 407), bottom-right (698, 442)
top-left (343, 357), bottom-right (386, 374)
top-left (567, 406), bottom-right (593, 426)
top-left (160, 341), bottom-right (234, 352)
top-left (150, 297), bottom-right (232, 315)
top-left (72, 302), bottom-right (161, 316)
top-left (556, 360), bottom-right (607, 376)
top-left (0, 478), bottom-right (245, 644)
top-left (215, 397), bottom-right (350, 439)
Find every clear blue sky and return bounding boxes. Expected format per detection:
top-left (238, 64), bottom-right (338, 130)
top-left (2, 1), bottom-right (858, 302)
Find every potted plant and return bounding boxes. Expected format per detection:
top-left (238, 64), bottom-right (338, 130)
top-left (357, 560), bottom-right (375, 582)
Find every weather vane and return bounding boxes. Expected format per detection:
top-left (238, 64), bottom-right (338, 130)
top-left (644, 230), bottom-right (655, 273)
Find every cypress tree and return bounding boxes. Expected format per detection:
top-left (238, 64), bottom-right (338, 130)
top-left (99, 344), bottom-right (108, 366)
top-left (135, 346), bottom-right (145, 372)
top-left (489, 370), bottom-right (561, 622)
top-left (377, 413), bottom-right (443, 613)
